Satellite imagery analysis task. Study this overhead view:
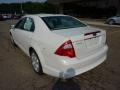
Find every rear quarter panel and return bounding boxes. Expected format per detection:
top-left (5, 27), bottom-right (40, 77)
top-left (30, 16), bottom-right (68, 71)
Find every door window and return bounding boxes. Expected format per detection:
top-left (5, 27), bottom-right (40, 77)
top-left (15, 18), bottom-right (26, 29)
top-left (15, 17), bottom-right (35, 32)
top-left (23, 18), bottom-right (35, 32)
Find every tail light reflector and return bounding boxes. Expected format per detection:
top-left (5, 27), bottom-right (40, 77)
top-left (55, 40), bottom-right (76, 58)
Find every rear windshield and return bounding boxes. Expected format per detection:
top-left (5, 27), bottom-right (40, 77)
top-left (41, 16), bottom-right (87, 30)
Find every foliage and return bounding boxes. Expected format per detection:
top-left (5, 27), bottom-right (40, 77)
top-left (0, 2), bottom-right (59, 14)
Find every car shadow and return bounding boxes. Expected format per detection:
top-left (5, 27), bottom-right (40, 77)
top-left (52, 78), bottom-right (81, 90)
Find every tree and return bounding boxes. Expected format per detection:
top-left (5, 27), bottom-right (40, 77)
top-left (0, 2), bottom-right (58, 14)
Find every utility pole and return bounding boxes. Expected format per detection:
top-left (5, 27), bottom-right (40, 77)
top-left (19, 0), bottom-right (24, 14)
top-left (21, 1), bottom-right (24, 14)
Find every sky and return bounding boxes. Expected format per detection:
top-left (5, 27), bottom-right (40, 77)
top-left (0, 0), bottom-right (47, 3)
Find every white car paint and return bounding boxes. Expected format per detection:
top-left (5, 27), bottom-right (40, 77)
top-left (10, 14), bottom-right (108, 79)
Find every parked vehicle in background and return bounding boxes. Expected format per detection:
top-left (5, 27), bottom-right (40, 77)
top-left (12, 14), bottom-right (22, 19)
top-left (2, 15), bottom-right (8, 20)
top-left (106, 16), bottom-right (120, 25)
top-left (2, 14), bottom-right (12, 20)
top-left (10, 14), bottom-right (108, 79)
top-left (0, 14), bottom-right (22, 20)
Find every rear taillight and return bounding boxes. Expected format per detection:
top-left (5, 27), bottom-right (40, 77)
top-left (55, 40), bottom-right (76, 58)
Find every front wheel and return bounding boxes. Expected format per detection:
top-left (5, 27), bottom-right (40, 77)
top-left (30, 50), bottom-right (43, 75)
top-left (10, 34), bottom-right (17, 46)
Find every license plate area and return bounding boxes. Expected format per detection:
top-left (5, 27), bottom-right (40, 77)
top-left (85, 36), bottom-right (99, 48)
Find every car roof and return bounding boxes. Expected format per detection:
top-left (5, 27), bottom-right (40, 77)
top-left (25, 14), bottom-right (67, 18)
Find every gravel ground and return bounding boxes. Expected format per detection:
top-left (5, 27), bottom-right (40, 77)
top-left (0, 20), bottom-right (120, 90)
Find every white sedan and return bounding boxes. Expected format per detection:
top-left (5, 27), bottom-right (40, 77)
top-left (106, 16), bottom-right (120, 25)
top-left (10, 14), bottom-right (108, 79)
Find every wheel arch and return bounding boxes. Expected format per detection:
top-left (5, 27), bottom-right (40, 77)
top-left (10, 32), bottom-right (13, 36)
top-left (29, 46), bottom-right (46, 68)
top-left (29, 47), bottom-right (34, 56)
top-left (10, 32), bottom-right (12, 35)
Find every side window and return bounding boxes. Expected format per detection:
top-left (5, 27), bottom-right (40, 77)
top-left (15, 18), bottom-right (26, 29)
top-left (23, 18), bottom-right (35, 32)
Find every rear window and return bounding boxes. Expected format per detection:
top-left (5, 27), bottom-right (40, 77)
top-left (41, 16), bottom-right (87, 31)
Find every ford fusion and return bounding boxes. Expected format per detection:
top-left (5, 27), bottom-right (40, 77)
top-left (10, 14), bottom-right (108, 79)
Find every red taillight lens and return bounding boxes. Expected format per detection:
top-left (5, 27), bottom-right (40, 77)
top-left (55, 40), bottom-right (76, 58)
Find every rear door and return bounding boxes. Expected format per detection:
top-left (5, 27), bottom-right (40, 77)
top-left (14, 17), bottom-right (35, 54)
top-left (13, 17), bottom-right (26, 46)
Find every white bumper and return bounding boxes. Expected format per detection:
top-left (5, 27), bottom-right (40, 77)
top-left (43, 45), bottom-right (108, 79)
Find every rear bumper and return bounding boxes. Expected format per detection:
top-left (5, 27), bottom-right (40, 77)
top-left (43, 45), bottom-right (108, 79)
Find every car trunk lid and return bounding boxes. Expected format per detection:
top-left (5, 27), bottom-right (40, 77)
top-left (53, 26), bottom-right (106, 59)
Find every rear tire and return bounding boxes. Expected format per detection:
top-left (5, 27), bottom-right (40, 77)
top-left (30, 50), bottom-right (43, 75)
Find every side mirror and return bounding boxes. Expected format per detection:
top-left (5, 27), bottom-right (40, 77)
top-left (10, 25), bottom-right (15, 29)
